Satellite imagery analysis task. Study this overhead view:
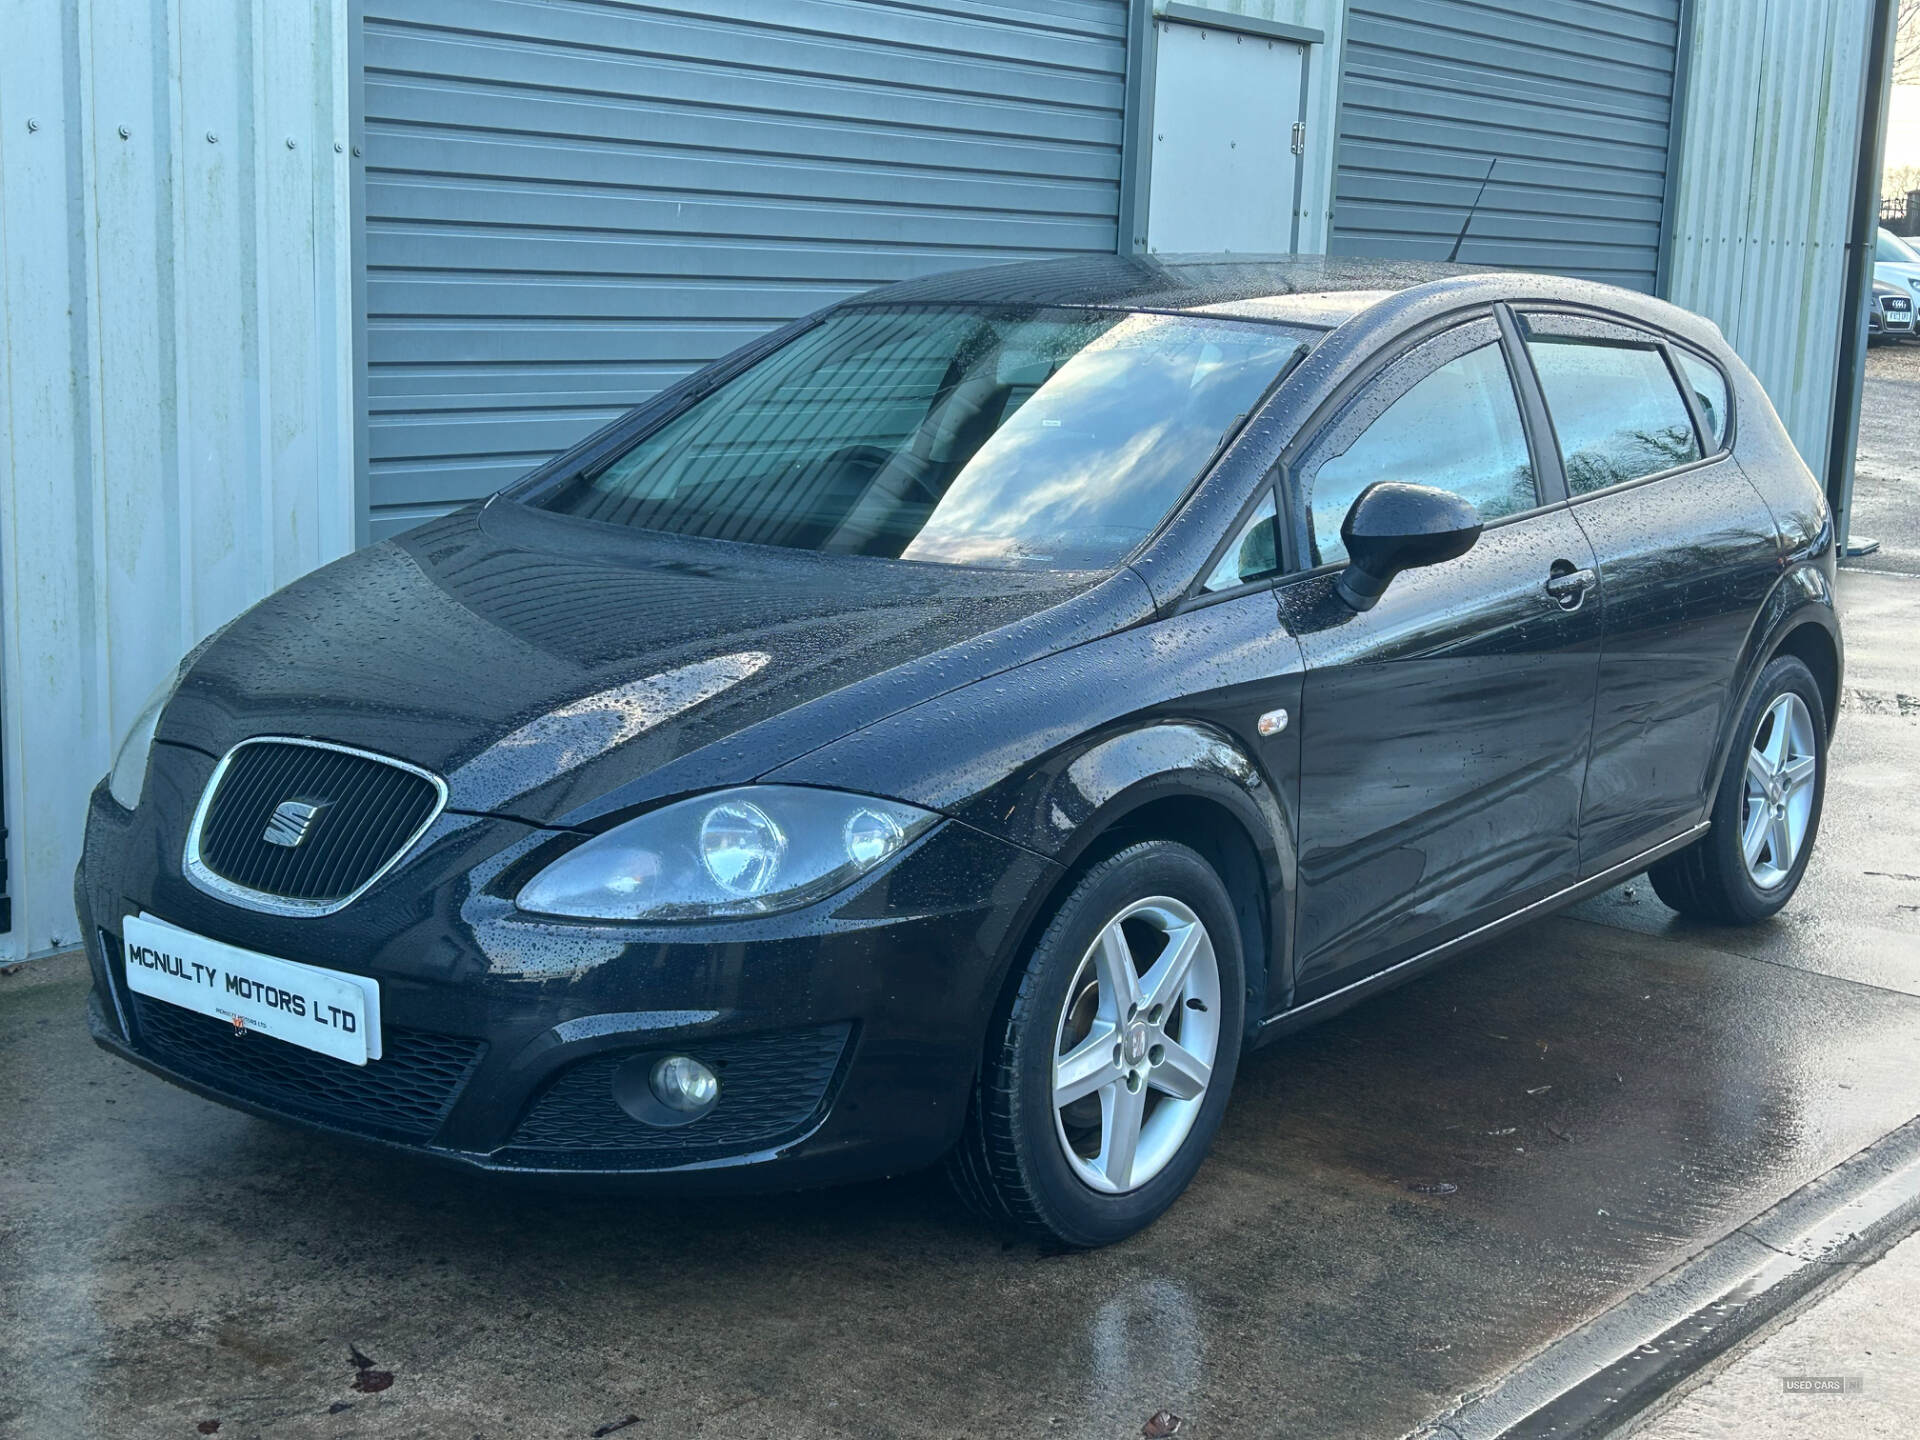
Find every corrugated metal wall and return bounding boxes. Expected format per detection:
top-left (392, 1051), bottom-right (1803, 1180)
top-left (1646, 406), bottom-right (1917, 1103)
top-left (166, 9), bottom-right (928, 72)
top-left (359, 0), bottom-right (1133, 542)
top-left (1330, 0), bottom-right (1683, 290)
top-left (1663, 0), bottom-right (1871, 488)
top-left (0, 0), bottom-right (355, 959)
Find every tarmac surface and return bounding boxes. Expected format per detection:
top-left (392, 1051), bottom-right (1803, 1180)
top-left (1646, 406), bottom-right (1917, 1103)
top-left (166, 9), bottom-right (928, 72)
top-left (2, 577), bottom-right (1916, 1440)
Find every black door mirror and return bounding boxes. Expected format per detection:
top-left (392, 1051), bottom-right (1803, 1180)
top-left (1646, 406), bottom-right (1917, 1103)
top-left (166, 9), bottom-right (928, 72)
top-left (1334, 482), bottom-right (1484, 612)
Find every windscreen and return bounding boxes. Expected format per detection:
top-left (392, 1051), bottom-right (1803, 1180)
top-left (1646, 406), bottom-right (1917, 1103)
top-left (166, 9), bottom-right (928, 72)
top-left (529, 305), bottom-right (1304, 571)
top-left (1878, 228), bottom-right (1920, 264)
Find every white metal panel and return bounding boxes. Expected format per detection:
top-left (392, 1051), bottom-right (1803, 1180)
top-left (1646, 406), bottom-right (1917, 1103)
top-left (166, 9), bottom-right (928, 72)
top-left (1150, 1), bottom-right (1347, 252)
top-left (0, 0), bottom-right (354, 960)
top-left (1147, 19), bottom-right (1306, 253)
top-left (1663, 0), bottom-right (1871, 487)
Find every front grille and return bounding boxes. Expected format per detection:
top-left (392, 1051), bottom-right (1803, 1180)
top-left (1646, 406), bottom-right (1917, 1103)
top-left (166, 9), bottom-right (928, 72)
top-left (129, 991), bottom-right (485, 1141)
top-left (191, 740), bottom-right (442, 907)
top-left (500, 1023), bottom-right (853, 1165)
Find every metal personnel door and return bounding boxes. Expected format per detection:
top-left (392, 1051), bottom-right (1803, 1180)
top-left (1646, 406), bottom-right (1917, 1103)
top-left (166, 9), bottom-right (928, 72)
top-left (1146, 16), bottom-right (1308, 254)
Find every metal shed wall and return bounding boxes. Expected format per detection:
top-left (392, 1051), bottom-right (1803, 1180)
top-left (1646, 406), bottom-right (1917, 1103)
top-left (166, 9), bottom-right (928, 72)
top-left (0, 0), bottom-right (355, 960)
top-left (1662, 0), bottom-right (1872, 493)
top-left (359, 0), bottom-right (1133, 543)
top-left (1329, 0), bottom-right (1683, 290)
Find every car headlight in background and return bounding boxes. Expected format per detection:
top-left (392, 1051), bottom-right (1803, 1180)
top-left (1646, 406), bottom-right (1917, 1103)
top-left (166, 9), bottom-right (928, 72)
top-left (106, 666), bottom-right (187, 810)
top-left (515, 786), bottom-right (941, 921)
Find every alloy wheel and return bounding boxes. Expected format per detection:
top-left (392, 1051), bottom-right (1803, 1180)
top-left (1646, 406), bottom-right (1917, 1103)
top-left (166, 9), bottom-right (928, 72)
top-left (1741, 691), bottom-right (1818, 890)
top-left (1050, 896), bottom-right (1222, 1194)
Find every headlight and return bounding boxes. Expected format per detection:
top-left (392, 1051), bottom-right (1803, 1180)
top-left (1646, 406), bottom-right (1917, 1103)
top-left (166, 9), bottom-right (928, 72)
top-left (106, 668), bottom-right (185, 810)
top-left (516, 786), bottom-right (940, 921)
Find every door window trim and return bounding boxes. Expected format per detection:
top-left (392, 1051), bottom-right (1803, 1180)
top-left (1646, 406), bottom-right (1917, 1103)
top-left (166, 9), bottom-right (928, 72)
top-left (1506, 306), bottom-right (1737, 508)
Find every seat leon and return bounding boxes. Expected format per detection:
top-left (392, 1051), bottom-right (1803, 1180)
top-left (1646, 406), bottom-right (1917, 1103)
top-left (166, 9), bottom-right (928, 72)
top-left (81, 257), bottom-right (1842, 1247)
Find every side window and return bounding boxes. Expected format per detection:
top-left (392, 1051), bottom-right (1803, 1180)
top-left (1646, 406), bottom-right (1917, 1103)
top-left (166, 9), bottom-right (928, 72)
top-left (1675, 350), bottom-right (1730, 451)
top-left (1526, 338), bottom-right (1702, 494)
top-left (1203, 491), bottom-right (1280, 592)
top-left (1306, 341), bottom-right (1537, 567)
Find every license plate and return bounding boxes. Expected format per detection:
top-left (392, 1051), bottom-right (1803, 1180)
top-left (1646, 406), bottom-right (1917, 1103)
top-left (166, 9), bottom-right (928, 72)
top-left (122, 913), bottom-right (383, 1065)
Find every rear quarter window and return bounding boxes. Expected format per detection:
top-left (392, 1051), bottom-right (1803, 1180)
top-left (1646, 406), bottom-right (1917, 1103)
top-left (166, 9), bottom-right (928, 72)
top-left (1674, 350), bottom-right (1730, 451)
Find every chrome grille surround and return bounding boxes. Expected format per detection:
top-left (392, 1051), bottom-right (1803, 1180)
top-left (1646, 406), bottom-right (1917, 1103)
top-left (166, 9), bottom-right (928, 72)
top-left (183, 736), bottom-right (449, 917)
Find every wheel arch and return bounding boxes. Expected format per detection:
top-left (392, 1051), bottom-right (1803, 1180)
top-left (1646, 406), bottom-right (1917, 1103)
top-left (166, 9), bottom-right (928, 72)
top-left (1710, 562), bottom-right (1843, 791)
top-left (960, 721), bottom-right (1297, 1043)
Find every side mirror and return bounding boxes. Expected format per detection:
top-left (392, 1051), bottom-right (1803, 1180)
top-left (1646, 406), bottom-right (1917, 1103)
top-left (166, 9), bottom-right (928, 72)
top-left (1334, 482), bottom-right (1483, 612)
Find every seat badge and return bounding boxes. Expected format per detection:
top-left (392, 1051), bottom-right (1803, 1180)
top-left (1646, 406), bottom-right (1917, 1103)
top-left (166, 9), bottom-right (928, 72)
top-left (262, 798), bottom-right (330, 848)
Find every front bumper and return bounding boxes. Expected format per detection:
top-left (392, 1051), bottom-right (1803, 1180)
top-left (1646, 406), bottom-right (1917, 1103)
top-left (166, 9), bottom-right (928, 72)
top-left (80, 757), bottom-right (1057, 1188)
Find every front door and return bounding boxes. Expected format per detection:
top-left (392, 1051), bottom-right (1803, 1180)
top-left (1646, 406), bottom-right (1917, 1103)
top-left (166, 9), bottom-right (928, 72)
top-left (1276, 316), bottom-right (1603, 1000)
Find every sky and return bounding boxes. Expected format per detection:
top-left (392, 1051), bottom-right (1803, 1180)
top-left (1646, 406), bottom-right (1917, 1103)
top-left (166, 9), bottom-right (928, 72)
top-left (1889, 83), bottom-right (1920, 172)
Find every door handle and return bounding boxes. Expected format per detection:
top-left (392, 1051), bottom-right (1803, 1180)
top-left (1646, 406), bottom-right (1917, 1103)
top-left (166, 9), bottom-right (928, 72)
top-left (1544, 565), bottom-right (1597, 610)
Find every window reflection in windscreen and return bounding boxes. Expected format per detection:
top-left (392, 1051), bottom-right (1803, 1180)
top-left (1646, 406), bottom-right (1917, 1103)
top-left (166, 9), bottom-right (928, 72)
top-left (535, 306), bottom-right (1302, 571)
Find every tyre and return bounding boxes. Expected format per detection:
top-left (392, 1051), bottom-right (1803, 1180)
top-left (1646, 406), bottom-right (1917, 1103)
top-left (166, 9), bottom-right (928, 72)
top-left (948, 840), bottom-right (1246, 1247)
top-left (1648, 654), bottom-right (1827, 924)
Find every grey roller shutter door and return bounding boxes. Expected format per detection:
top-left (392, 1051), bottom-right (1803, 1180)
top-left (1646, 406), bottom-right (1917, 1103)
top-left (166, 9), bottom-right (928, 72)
top-left (361, 0), bottom-right (1131, 542)
top-left (1330, 0), bottom-right (1681, 292)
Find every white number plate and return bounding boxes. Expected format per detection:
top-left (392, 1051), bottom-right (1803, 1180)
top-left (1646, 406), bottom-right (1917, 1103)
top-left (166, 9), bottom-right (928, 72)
top-left (122, 913), bottom-right (383, 1066)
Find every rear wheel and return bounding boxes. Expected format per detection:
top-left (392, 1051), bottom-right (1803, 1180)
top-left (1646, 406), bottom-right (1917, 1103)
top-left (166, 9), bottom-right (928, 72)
top-left (1648, 655), bottom-right (1827, 924)
top-left (948, 841), bottom-right (1246, 1247)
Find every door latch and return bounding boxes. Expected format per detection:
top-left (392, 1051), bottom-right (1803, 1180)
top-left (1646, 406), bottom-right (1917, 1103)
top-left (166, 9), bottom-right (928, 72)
top-left (1290, 122), bottom-right (1306, 157)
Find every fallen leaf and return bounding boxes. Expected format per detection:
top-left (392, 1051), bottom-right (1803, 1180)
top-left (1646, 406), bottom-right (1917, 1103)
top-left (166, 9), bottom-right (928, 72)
top-left (592, 1418), bottom-right (642, 1438)
top-left (328, 1402), bottom-right (353, 1415)
top-left (196, 1424), bottom-right (220, 1436)
top-left (351, 1369), bottom-right (394, 1395)
top-left (1142, 1410), bottom-right (1183, 1438)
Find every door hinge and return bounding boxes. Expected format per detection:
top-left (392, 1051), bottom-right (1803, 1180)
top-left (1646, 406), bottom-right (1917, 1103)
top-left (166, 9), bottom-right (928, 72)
top-left (1290, 121), bottom-right (1306, 157)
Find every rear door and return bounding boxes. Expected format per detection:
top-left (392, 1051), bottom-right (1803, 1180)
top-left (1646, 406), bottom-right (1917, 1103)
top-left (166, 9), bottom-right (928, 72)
top-left (1511, 313), bottom-right (1779, 874)
top-left (1277, 314), bottom-right (1603, 1001)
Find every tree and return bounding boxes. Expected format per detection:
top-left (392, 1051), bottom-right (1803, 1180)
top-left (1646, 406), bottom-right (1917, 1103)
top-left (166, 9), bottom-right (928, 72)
top-left (1897, 0), bottom-right (1920, 85)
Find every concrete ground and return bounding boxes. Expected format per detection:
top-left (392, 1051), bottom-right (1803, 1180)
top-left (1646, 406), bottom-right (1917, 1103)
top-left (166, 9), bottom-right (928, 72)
top-left (1628, 1227), bottom-right (1920, 1440)
top-left (2, 598), bottom-right (1917, 1439)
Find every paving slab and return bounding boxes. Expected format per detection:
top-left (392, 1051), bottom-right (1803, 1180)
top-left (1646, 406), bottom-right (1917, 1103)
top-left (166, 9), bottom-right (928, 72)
top-left (1627, 1227), bottom-right (1920, 1440)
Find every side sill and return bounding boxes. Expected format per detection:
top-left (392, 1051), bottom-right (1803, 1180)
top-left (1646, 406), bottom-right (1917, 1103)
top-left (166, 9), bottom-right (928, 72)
top-left (1256, 821), bottom-right (1711, 1041)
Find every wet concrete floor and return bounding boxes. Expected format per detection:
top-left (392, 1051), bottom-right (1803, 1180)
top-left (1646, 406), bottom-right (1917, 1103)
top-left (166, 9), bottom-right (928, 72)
top-left (3, 571), bottom-right (1917, 1440)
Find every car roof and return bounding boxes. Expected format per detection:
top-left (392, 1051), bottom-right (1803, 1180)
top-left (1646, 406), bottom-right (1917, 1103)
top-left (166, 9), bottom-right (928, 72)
top-left (843, 253), bottom-right (1729, 352)
top-left (843, 253), bottom-right (1469, 329)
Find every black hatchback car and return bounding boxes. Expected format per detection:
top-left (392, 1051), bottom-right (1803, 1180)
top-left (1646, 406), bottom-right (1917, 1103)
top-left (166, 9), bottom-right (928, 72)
top-left (82, 258), bottom-right (1840, 1247)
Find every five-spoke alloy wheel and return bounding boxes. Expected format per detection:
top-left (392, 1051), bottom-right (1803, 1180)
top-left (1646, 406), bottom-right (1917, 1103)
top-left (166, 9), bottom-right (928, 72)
top-left (949, 841), bottom-right (1245, 1247)
top-left (1051, 898), bottom-right (1222, 1194)
top-left (1739, 691), bottom-right (1819, 890)
top-left (1651, 653), bottom-right (1829, 924)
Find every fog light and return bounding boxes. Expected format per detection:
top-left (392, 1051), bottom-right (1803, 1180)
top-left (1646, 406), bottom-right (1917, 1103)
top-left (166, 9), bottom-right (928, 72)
top-left (650, 1054), bottom-right (719, 1113)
